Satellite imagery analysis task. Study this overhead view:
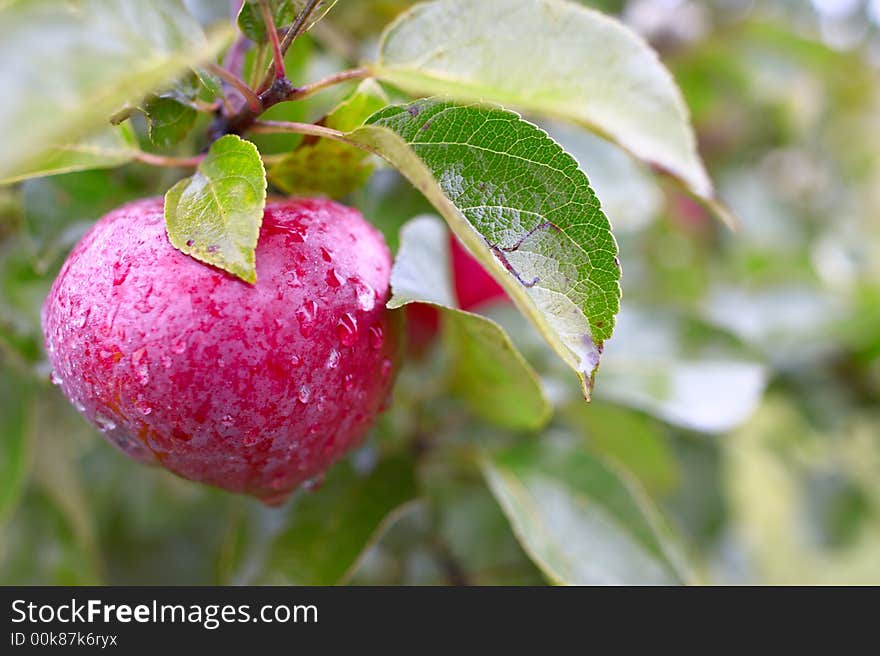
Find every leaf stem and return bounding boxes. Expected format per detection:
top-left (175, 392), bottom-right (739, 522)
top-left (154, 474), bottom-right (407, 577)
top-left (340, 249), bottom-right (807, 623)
top-left (133, 151), bottom-right (205, 168)
top-left (285, 67), bottom-right (369, 101)
top-left (249, 120), bottom-right (346, 141)
top-left (207, 62), bottom-right (262, 114)
top-left (258, 0), bottom-right (286, 80)
top-left (257, 0), bottom-right (322, 92)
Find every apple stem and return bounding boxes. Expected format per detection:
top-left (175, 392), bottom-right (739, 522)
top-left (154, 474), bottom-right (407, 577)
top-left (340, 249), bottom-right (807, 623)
top-left (258, 0), bottom-right (286, 80)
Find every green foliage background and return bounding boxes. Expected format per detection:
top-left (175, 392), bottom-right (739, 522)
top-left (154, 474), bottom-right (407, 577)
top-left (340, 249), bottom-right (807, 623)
top-left (1, 0), bottom-right (880, 584)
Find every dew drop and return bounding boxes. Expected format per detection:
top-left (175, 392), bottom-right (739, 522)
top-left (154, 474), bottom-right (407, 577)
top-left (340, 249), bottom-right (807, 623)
top-left (336, 313), bottom-right (358, 346)
top-left (135, 396), bottom-right (152, 415)
top-left (343, 373), bottom-right (355, 391)
top-left (350, 277), bottom-right (376, 311)
top-left (320, 247), bottom-right (332, 263)
top-left (161, 356), bottom-right (173, 370)
top-left (303, 474), bottom-right (325, 493)
top-left (74, 306), bottom-right (91, 328)
top-left (298, 385), bottom-right (312, 404)
top-left (74, 400), bottom-right (86, 413)
top-left (368, 325), bottom-right (384, 350)
top-left (220, 414), bottom-right (234, 427)
top-left (325, 349), bottom-right (340, 370)
top-left (326, 268), bottom-right (343, 288)
top-left (49, 370), bottom-right (61, 386)
top-left (381, 358), bottom-right (393, 379)
top-left (290, 354), bottom-right (301, 368)
top-left (113, 260), bottom-right (131, 286)
top-left (296, 301), bottom-right (318, 338)
top-left (95, 413), bottom-right (117, 432)
top-left (171, 339), bottom-right (187, 354)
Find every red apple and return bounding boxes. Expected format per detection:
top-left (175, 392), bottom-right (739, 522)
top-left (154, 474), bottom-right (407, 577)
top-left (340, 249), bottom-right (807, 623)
top-left (42, 197), bottom-right (400, 503)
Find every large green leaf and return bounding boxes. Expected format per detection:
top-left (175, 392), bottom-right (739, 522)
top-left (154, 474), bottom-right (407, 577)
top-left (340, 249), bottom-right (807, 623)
top-left (351, 99), bottom-right (620, 397)
top-left (0, 125), bottom-right (138, 186)
top-left (481, 437), bottom-right (692, 584)
top-left (0, 0), bottom-right (232, 181)
top-left (390, 215), bottom-right (551, 430)
top-left (268, 80), bottom-right (388, 198)
top-left (0, 364), bottom-right (32, 525)
top-left (261, 455), bottom-right (418, 584)
top-left (164, 135), bottom-right (267, 284)
top-left (372, 0), bottom-right (712, 202)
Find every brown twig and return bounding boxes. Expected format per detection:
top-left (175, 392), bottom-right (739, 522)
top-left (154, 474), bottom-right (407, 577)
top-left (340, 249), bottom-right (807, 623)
top-left (285, 67), bottom-right (369, 101)
top-left (258, 0), bottom-right (286, 80)
top-left (257, 0), bottom-right (323, 92)
top-left (133, 152), bottom-right (205, 168)
top-left (207, 62), bottom-right (262, 114)
top-left (249, 120), bottom-right (346, 141)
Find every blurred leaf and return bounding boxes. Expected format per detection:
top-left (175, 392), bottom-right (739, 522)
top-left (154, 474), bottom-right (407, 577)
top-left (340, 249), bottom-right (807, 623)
top-left (422, 464), bottom-right (545, 584)
top-left (164, 135), bottom-right (267, 283)
top-left (724, 399), bottom-right (880, 584)
top-left (262, 454), bottom-right (418, 584)
top-left (238, 0), bottom-right (338, 42)
top-left (352, 99), bottom-right (620, 398)
top-left (481, 436), bottom-right (692, 584)
top-left (268, 80), bottom-right (388, 198)
top-left (0, 125), bottom-right (138, 185)
top-left (373, 0), bottom-right (712, 202)
top-left (390, 216), bottom-right (551, 430)
top-left (144, 96), bottom-right (198, 147)
top-left (0, 0), bottom-right (232, 180)
top-left (562, 401), bottom-right (680, 496)
top-left (0, 363), bottom-right (32, 525)
top-left (597, 307), bottom-right (768, 433)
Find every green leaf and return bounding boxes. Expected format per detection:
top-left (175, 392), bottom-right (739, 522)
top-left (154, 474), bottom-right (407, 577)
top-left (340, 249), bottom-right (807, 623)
top-left (373, 0), bottom-right (712, 203)
top-left (351, 99), bottom-right (620, 398)
top-left (268, 80), bottom-right (388, 198)
top-left (481, 437), bottom-right (692, 585)
top-left (144, 96), bottom-right (198, 148)
top-left (237, 0), bottom-right (338, 42)
top-left (0, 364), bottom-right (32, 525)
top-left (0, 125), bottom-right (138, 186)
top-left (164, 135), bottom-right (267, 283)
top-left (0, 0), bottom-right (233, 181)
top-left (261, 455), bottom-right (418, 584)
top-left (390, 216), bottom-right (551, 430)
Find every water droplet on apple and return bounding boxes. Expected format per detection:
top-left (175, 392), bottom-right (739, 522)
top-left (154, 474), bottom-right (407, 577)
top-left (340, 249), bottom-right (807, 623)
top-left (350, 277), bottom-right (375, 311)
top-left (343, 373), bottom-right (355, 391)
top-left (325, 348), bottom-right (340, 369)
top-left (95, 413), bottom-right (117, 432)
top-left (368, 325), bottom-right (384, 350)
top-left (303, 474), bottom-right (325, 492)
top-left (298, 385), bottom-right (311, 404)
top-left (296, 300), bottom-right (318, 338)
top-left (336, 313), bottom-right (358, 346)
top-left (326, 268), bottom-right (343, 288)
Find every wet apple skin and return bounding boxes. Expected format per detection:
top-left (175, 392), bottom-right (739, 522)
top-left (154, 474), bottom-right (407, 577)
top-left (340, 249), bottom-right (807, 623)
top-left (42, 197), bottom-right (400, 501)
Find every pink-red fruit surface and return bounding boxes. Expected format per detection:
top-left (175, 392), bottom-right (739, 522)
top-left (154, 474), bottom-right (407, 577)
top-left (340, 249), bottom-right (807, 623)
top-left (42, 197), bottom-right (400, 503)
